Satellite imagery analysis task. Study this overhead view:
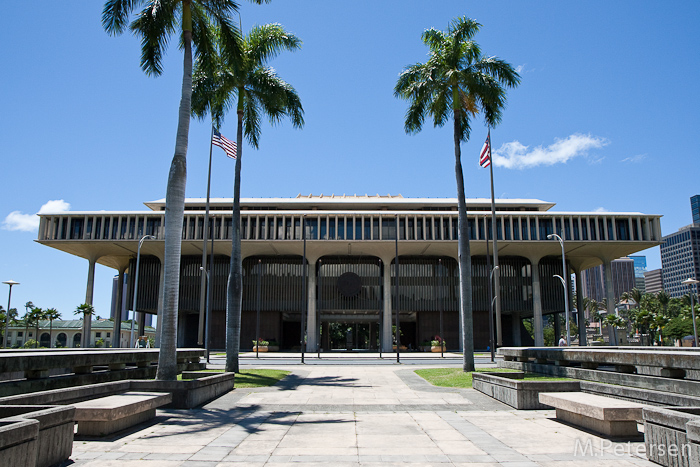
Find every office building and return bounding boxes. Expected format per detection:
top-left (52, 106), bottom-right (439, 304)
top-left (581, 257), bottom-right (636, 303)
top-left (644, 269), bottom-right (663, 294)
top-left (660, 224), bottom-right (700, 298)
top-left (629, 255), bottom-right (647, 293)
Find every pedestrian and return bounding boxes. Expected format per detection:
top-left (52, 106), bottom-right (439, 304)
top-left (558, 335), bottom-right (567, 347)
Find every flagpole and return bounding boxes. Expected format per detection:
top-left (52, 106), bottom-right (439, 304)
top-left (198, 123), bottom-right (215, 348)
top-left (487, 128), bottom-right (503, 346)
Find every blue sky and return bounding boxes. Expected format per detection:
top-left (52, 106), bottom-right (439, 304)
top-left (1, 1), bottom-right (698, 320)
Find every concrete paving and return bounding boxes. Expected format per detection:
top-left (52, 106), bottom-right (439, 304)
top-left (69, 363), bottom-right (657, 466)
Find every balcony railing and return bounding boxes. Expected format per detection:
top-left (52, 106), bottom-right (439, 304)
top-left (38, 211), bottom-right (662, 244)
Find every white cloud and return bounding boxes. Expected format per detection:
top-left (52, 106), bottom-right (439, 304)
top-left (515, 64), bottom-right (525, 74)
top-left (622, 154), bottom-right (646, 163)
top-left (492, 133), bottom-right (608, 170)
top-left (593, 207), bottom-right (609, 213)
top-left (3, 200), bottom-right (70, 232)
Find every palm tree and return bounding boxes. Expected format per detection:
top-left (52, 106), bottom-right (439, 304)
top-left (29, 307), bottom-right (46, 348)
top-left (0, 306), bottom-right (18, 347)
top-left (394, 17), bottom-right (519, 371)
top-left (44, 308), bottom-right (61, 348)
top-left (74, 303), bottom-right (95, 347)
top-left (657, 291), bottom-right (670, 315)
top-left (23, 302), bottom-right (34, 347)
top-left (102, 0), bottom-right (257, 380)
top-left (192, 23), bottom-right (304, 373)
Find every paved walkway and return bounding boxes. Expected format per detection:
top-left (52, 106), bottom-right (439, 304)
top-left (70, 365), bottom-right (655, 466)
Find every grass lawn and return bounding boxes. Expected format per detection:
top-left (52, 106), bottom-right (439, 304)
top-left (178, 368), bottom-right (291, 388)
top-left (414, 368), bottom-right (570, 388)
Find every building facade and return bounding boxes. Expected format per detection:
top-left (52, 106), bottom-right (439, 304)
top-left (629, 255), bottom-right (647, 293)
top-left (36, 195), bottom-right (662, 349)
top-left (660, 224), bottom-right (700, 298)
top-left (580, 257), bottom-right (636, 303)
top-left (691, 195), bottom-right (700, 226)
top-left (3, 319), bottom-right (155, 349)
top-left (644, 268), bottom-right (664, 295)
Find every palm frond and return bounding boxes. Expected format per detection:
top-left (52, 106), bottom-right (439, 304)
top-left (247, 24), bottom-right (302, 68)
top-left (130, 0), bottom-right (179, 76)
top-left (102, 0), bottom-right (144, 35)
top-left (243, 91), bottom-right (262, 148)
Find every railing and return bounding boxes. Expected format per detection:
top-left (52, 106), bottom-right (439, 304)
top-left (0, 348), bottom-right (203, 380)
top-left (38, 211), bottom-right (662, 243)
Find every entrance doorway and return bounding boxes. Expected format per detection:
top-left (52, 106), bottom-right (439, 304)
top-left (322, 321), bottom-right (380, 351)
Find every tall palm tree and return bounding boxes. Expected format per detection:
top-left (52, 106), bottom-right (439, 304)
top-left (394, 17), bottom-right (519, 371)
top-left (23, 302), bottom-right (34, 347)
top-left (192, 23), bottom-right (304, 373)
top-left (0, 306), bottom-right (18, 347)
top-left (44, 308), bottom-right (61, 348)
top-left (102, 0), bottom-right (258, 380)
top-left (74, 303), bottom-right (95, 347)
top-left (29, 307), bottom-right (46, 348)
top-left (657, 291), bottom-right (670, 316)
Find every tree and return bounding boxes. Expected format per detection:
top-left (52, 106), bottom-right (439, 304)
top-left (44, 308), bottom-right (61, 348)
top-left (394, 17), bottom-right (519, 371)
top-left (74, 303), bottom-right (95, 347)
top-left (23, 302), bottom-right (35, 347)
top-left (0, 306), bottom-right (18, 347)
top-left (28, 307), bottom-right (46, 348)
top-left (103, 0), bottom-right (257, 380)
top-left (192, 23), bottom-right (304, 373)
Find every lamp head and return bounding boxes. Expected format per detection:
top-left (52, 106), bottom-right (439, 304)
top-left (682, 278), bottom-right (700, 286)
top-left (2, 280), bottom-right (19, 286)
top-left (547, 234), bottom-right (554, 240)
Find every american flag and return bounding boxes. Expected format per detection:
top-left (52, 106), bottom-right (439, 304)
top-left (479, 132), bottom-right (491, 168)
top-left (212, 129), bottom-right (237, 159)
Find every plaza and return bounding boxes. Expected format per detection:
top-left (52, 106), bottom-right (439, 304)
top-left (67, 354), bottom-right (655, 466)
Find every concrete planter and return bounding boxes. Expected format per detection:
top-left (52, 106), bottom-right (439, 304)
top-left (0, 405), bottom-right (74, 467)
top-left (643, 406), bottom-right (700, 467)
top-left (473, 372), bottom-right (580, 410)
top-left (252, 345), bottom-right (279, 352)
top-left (0, 418), bottom-right (39, 467)
top-left (130, 372), bottom-right (234, 409)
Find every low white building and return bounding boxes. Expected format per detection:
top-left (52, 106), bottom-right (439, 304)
top-left (3, 319), bottom-right (155, 348)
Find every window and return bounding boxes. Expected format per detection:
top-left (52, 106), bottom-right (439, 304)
top-left (107, 333), bottom-right (111, 338)
top-left (95, 332), bottom-right (102, 338)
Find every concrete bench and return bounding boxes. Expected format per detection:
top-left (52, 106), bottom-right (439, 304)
top-left (539, 391), bottom-right (645, 437)
top-left (73, 391), bottom-right (172, 436)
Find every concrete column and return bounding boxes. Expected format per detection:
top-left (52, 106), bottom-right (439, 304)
top-left (575, 270), bottom-right (587, 346)
top-left (531, 257), bottom-right (544, 347)
top-left (511, 311), bottom-right (521, 346)
top-left (382, 259), bottom-right (393, 352)
top-left (112, 267), bottom-right (126, 347)
top-left (138, 311), bottom-right (146, 337)
top-left (306, 260), bottom-right (318, 351)
top-left (83, 257), bottom-right (98, 348)
top-left (553, 312), bottom-right (561, 344)
top-left (603, 258), bottom-right (618, 345)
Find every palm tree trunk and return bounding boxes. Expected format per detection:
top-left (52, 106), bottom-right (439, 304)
top-left (453, 107), bottom-right (475, 372)
top-left (49, 320), bottom-right (53, 348)
top-left (226, 99), bottom-right (245, 374)
top-left (156, 18), bottom-right (192, 381)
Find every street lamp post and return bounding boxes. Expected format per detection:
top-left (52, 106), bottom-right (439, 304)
top-left (131, 235), bottom-right (155, 348)
top-left (553, 275), bottom-right (569, 345)
top-left (3, 280), bottom-right (19, 349)
top-left (682, 278), bottom-right (699, 347)
top-left (548, 232), bottom-right (570, 346)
